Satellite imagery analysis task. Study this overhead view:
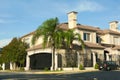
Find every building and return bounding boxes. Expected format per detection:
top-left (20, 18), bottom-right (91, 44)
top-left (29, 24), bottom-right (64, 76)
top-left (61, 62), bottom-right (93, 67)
top-left (21, 11), bottom-right (120, 70)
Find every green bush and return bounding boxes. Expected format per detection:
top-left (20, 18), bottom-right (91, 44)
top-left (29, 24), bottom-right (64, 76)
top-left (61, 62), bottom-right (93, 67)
top-left (94, 63), bottom-right (99, 69)
top-left (79, 64), bottom-right (84, 70)
top-left (20, 67), bottom-right (24, 71)
top-left (44, 67), bottom-right (49, 71)
top-left (60, 67), bottom-right (63, 71)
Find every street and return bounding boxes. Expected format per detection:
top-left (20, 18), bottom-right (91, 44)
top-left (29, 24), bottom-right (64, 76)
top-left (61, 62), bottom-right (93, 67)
top-left (0, 70), bottom-right (120, 80)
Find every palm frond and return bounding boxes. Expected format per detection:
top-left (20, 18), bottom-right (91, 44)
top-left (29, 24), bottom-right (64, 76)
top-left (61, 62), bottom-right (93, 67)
top-left (32, 17), bottom-right (59, 49)
top-left (74, 33), bottom-right (85, 49)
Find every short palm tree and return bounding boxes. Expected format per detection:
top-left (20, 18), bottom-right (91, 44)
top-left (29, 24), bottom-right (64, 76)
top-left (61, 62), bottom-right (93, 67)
top-left (63, 29), bottom-right (84, 67)
top-left (63, 29), bottom-right (84, 49)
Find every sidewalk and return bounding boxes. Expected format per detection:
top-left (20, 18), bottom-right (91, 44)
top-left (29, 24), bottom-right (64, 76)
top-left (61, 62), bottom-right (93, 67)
top-left (0, 68), bottom-right (99, 74)
top-left (24, 68), bottom-right (99, 74)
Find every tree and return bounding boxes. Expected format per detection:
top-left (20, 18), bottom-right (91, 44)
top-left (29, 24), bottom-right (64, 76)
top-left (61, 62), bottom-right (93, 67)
top-left (17, 39), bottom-right (28, 67)
top-left (63, 29), bottom-right (84, 67)
top-left (32, 17), bottom-right (64, 70)
top-left (1, 37), bottom-right (28, 69)
top-left (63, 29), bottom-right (84, 49)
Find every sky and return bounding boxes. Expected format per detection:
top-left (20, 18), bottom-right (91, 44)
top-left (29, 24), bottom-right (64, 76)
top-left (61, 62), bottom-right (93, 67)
top-left (0, 0), bottom-right (120, 48)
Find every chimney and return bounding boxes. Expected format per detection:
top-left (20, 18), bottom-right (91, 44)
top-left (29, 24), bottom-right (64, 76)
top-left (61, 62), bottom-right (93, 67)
top-left (68, 11), bottom-right (78, 29)
top-left (109, 21), bottom-right (119, 31)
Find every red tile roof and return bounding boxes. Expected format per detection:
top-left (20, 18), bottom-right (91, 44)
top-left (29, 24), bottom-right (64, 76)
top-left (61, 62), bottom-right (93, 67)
top-left (21, 23), bottom-right (120, 39)
top-left (97, 29), bottom-right (120, 35)
top-left (112, 45), bottom-right (120, 50)
top-left (58, 23), bottom-right (100, 31)
top-left (84, 42), bottom-right (105, 49)
top-left (21, 31), bottom-right (35, 39)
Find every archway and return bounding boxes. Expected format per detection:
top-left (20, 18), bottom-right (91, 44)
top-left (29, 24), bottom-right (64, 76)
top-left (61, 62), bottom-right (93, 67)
top-left (29, 53), bottom-right (52, 70)
top-left (104, 50), bottom-right (109, 61)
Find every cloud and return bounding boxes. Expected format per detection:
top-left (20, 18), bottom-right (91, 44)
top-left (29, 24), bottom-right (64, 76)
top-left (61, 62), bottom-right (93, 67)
top-left (0, 38), bottom-right (12, 48)
top-left (0, 18), bottom-right (18, 24)
top-left (10, 0), bottom-right (104, 19)
top-left (76, 1), bottom-right (104, 12)
top-left (55, 1), bottom-right (104, 13)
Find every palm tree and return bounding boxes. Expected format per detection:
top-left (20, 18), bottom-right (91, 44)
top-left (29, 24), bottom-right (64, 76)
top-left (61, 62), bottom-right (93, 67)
top-left (63, 29), bottom-right (84, 49)
top-left (63, 29), bottom-right (84, 67)
top-left (32, 17), bottom-right (63, 70)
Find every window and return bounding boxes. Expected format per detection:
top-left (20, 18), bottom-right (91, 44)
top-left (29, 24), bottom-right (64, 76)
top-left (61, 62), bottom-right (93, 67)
top-left (96, 35), bottom-right (100, 43)
top-left (23, 38), bottom-right (30, 47)
top-left (83, 33), bottom-right (90, 41)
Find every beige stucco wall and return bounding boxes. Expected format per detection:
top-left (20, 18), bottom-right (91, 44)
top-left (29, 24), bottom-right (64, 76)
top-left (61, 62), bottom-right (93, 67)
top-left (91, 48), bottom-right (104, 61)
top-left (33, 36), bottom-right (43, 46)
top-left (101, 34), bottom-right (111, 44)
top-left (21, 34), bottom-right (44, 48)
top-left (21, 35), bottom-right (33, 47)
top-left (111, 34), bottom-right (120, 45)
top-left (81, 30), bottom-right (96, 43)
top-left (101, 33), bottom-right (120, 45)
top-left (75, 29), bottom-right (97, 43)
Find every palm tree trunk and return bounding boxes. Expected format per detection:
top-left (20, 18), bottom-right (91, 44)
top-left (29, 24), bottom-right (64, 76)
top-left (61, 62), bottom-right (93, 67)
top-left (51, 46), bottom-right (55, 71)
top-left (52, 46), bottom-right (55, 71)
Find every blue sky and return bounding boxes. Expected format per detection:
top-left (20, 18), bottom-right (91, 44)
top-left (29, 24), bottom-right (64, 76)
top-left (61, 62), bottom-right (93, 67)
top-left (0, 0), bottom-right (120, 47)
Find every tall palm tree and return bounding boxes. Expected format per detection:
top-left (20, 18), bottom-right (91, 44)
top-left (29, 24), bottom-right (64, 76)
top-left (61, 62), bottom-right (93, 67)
top-left (32, 17), bottom-right (63, 70)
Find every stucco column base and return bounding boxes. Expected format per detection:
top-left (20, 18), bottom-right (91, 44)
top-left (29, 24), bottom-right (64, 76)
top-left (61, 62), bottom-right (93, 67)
top-left (2, 63), bottom-right (5, 70)
top-left (51, 53), bottom-right (58, 71)
top-left (25, 55), bottom-right (30, 71)
top-left (106, 53), bottom-right (109, 61)
top-left (93, 52), bottom-right (96, 67)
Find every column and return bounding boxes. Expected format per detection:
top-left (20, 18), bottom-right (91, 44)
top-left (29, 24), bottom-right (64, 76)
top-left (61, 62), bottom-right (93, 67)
top-left (106, 53), bottom-right (109, 61)
top-left (77, 52), bottom-right (80, 68)
top-left (25, 55), bottom-right (30, 70)
top-left (93, 52), bottom-right (96, 67)
top-left (10, 62), bottom-right (13, 70)
top-left (55, 53), bottom-right (58, 70)
top-left (51, 52), bottom-right (54, 71)
top-left (2, 63), bottom-right (5, 70)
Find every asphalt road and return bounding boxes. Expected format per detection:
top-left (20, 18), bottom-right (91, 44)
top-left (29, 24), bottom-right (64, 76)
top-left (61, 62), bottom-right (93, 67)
top-left (0, 70), bottom-right (120, 80)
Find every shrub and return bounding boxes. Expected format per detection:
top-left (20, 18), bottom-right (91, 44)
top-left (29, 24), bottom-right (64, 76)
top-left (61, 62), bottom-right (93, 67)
top-left (94, 63), bottom-right (99, 69)
top-left (20, 67), bottom-right (24, 71)
top-left (60, 67), bottom-right (63, 71)
top-left (79, 64), bottom-right (84, 70)
top-left (44, 67), bottom-right (49, 71)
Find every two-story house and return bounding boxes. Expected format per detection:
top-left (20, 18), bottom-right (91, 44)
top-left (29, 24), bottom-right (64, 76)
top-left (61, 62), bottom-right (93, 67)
top-left (98, 21), bottom-right (120, 64)
top-left (21, 11), bottom-right (120, 71)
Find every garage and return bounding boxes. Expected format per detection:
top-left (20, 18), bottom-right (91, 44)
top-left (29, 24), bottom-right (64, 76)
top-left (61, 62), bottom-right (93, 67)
top-left (29, 53), bottom-right (52, 70)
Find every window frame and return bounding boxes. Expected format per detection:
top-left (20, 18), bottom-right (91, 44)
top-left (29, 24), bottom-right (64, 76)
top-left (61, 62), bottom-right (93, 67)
top-left (83, 32), bottom-right (90, 41)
